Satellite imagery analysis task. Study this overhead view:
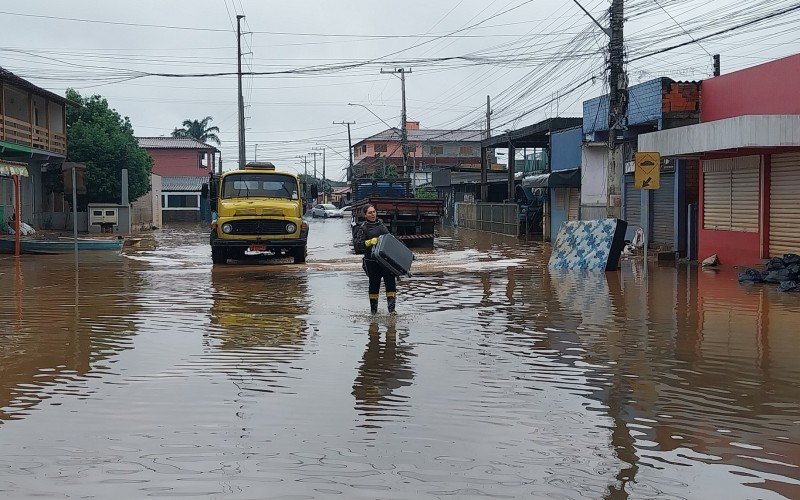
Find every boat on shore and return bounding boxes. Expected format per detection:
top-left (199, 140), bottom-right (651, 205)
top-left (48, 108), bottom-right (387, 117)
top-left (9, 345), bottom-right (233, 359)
top-left (0, 237), bottom-right (123, 255)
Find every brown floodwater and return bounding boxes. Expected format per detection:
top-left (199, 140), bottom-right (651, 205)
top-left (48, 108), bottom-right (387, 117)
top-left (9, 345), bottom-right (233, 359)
top-left (1, 218), bottom-right (798, 499)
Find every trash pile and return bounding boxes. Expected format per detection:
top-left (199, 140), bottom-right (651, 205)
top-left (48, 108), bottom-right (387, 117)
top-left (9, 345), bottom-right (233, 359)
top-left (738, 253), bottom-right (800, 292)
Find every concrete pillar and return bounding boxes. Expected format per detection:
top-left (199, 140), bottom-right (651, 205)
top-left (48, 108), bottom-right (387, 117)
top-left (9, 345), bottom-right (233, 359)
top-left (507, 144), bottom-right (516, 201)
top-left (121, 169), bottom-right (129, 205)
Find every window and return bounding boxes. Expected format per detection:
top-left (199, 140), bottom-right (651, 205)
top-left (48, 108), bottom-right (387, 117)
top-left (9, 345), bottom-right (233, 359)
top-left (374, 143), bottom-right (388, 153)
top-left (222, 173), bottom-right (299, 200)
top-left (166, 194), bottom-right (199, 208)
top-left (459, 146), bottom-right (474, 156)
top-left (199, 153), bottom-right (206, 169)
top-left (430, 146), bottom-right (444, 155)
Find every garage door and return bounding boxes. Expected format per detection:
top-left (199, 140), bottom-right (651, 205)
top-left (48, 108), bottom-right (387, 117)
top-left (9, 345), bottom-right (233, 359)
top-left (703, 156), bottom-right (759, 232)
top-left (769, 153), bottom-right (800, 257)
top-left (624, 176), bottom-right (640, 227)
top-left (652, 172), bottom-right (675, 250)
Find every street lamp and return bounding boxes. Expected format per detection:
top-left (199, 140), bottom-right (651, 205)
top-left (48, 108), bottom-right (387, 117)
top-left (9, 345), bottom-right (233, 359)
top-left (347, 103), bottom-right (394, 130)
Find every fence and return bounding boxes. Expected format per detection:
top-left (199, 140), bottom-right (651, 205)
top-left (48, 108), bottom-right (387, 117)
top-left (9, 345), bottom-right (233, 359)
top-left (455, 202), bottom-right (519, 236)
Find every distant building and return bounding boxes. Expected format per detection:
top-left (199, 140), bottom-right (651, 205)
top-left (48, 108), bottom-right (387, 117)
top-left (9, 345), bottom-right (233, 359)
top-left (351, 121), bottom-right (492, 186)
top-left (137, 137), bottom-right (220, 223)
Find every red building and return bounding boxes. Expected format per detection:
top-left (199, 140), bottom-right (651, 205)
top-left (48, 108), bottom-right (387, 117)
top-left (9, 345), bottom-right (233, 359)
top-left (640, 54), bottom-right (800, 266)
top-left (137, 137), bottom-right (220, 223)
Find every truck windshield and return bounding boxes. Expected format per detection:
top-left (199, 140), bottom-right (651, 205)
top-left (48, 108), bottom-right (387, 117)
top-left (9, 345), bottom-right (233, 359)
top-left (221, 173), bottom-right (298, 200)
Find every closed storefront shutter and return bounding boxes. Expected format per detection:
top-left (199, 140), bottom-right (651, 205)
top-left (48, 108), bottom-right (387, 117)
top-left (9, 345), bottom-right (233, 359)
top-left (703, 156), bottom-right (760, 232)
top-left (624, 175), bottom-right (640, 227)
top-left (568, 188), bottom-right (580, 220)
top-left (769, 153), bottom-right (800, 257)
top-left (652, 172), bottom-right (675, 250)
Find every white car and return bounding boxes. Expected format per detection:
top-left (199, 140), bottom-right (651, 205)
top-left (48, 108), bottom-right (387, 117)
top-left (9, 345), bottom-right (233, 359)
top-left (311, 203), bottom-right (343, 218)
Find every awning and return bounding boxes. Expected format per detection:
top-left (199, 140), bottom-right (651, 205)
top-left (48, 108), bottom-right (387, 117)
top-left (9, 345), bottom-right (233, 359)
top-left (0, 160), bottom-right (29, 177)
top-left (638, 114), bottom-right (800, 157)
top-left (522, 168), bottom-right (580, 188)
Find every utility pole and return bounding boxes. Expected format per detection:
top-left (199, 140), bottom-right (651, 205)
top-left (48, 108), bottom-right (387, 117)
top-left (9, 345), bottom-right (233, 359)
top-left (334, 121), bottom-right (355, 182)
top-left (481, 95), bottom-right (492, 201)
top-left (254, 143), bottom-right (259, 162)
top-left (236, 15), bottom-right (246, 170)
top-left (308, 151), bottom-right (320, 180)
top-left (381, 68), bottom-right (412, 177)
top-left (312, 146), bottom-right (326, 202)
top-left (297, 155), bottom-right (309, 200)
top-left (606, 0), bottom-right (626, 218)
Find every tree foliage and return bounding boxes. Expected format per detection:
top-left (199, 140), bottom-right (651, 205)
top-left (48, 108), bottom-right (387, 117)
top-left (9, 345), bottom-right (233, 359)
top-left (65, 89), bottom-right (152, 206)
top-left (414, 186), bottom-right (438, 199)
top-left (171, 116), bottom-right (220, 145)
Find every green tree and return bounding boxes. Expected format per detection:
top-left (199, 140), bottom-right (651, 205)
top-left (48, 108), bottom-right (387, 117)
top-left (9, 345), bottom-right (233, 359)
top-left (65, 89), bottom-right (152, 206)
top-left (171, 116), bottom-right (220, 145)
top-left (414, 186), bottom-right (438, 199)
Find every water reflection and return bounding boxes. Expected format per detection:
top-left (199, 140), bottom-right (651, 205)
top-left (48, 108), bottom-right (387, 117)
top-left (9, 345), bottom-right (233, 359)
top-left (201, 266), bottom-right (312, 392)
top-left (0, 254), bottom-right (142, 422)
top-left (352, 319), bottom-right (415, 428)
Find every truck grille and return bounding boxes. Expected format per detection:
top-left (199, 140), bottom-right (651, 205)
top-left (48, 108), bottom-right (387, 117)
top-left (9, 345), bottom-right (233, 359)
top-left (228, 219), bottom-right (289, 235)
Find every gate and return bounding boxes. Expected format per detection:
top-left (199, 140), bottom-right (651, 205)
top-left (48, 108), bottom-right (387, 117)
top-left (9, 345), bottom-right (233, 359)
top-left (455, 202), bottom-right (519, 236)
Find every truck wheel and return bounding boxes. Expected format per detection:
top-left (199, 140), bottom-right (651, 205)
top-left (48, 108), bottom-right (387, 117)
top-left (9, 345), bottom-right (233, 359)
top-left (292, 246), bottom-right (307, 264)
top-left (211, 246), bottom-right (228, 264)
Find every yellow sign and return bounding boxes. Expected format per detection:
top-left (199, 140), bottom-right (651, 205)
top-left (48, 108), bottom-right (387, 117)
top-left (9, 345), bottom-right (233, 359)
top-left (634, 152), bottom-right (660, 189)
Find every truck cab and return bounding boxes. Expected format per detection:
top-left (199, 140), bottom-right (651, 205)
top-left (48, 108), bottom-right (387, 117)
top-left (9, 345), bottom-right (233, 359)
top-left (206, 162), bottom-right (309, 264)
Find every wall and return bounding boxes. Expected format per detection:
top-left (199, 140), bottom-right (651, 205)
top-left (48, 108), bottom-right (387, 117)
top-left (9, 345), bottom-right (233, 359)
top-left (550, 188), bottom-right (568, 241)
top-left (583, 78), bottom-right (665, 133)
top-left (697, 157), bottom-right (762, 265)
top-left (702, 54), bottom-right (800, 122)
top-left (130, 174), bottom-right (162, 230)
top-left (550, 127), bottom-right (582, 171)
top-left (147, 148), bottom-right (211, 177)
top-left (580, 144), bottom-right (607, 207)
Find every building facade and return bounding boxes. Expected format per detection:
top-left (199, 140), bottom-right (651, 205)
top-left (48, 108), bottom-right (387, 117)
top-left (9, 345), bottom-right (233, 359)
top-left (0, 67), bottom-right (74, 231)
top-left (137, 137), bottom-right (219, 223)
top-left (352, 121), bottom-right (485, 183)
top-left (640, 54), bottom-right (800, 266)
top-left (581, 78), bottom-right (701, 252)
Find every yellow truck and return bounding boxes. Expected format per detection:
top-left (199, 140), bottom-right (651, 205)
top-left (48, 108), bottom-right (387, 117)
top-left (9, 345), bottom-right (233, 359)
top-left (204, 162), bottom-right (309, 264)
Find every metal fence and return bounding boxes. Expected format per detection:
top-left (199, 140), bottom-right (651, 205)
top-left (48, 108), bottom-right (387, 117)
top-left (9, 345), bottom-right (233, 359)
top-left (455, 202), bottom-right (519, 236)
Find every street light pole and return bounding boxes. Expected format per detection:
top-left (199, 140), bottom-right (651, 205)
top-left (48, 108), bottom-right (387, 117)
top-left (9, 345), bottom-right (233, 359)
top-left (236, 15), bottom-right (246, 170)
top-left (333, 120), bottom-right (355, 182)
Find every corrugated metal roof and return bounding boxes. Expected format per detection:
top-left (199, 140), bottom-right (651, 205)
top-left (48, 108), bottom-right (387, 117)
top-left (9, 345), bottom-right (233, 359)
top-left (358, 128), bottom-right (483, 144)
top-left (161, 176), bottom-right (207, 191)
top-left (137, 137), bottom-right (220, 152)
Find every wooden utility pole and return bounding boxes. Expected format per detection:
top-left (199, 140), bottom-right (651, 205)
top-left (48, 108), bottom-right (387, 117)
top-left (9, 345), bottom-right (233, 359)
top-left (481, 95), bottom-right (492, 201)
top-left (334, 121), bottom-right (356, 181)
top-left (236, 15), bottom-right (246, 170)
top-left (381, 68), bottom-right (412, 176)
top-left (607, 0), bottom-right (626, 218)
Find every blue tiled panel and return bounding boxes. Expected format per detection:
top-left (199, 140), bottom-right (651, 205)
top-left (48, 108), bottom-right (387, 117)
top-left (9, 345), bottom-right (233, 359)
top-left (551, 127), bottom-right (583, 171)
top-left (583, 78), bottom-right (665, 133)
top-left (549, 218), bottom-right (628, 271)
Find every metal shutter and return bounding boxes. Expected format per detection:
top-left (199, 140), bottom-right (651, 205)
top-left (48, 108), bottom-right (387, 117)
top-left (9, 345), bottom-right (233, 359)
top-left (568, 188), bottom-right (580, 220)
top-left (703, 156), bottom-right (759, 232)
top-left (624, 176), bottom-right (640, 227)
top-left (769, 153), bottom-right (800, 256)
top-left (652, 172), bottom-right (675, 250)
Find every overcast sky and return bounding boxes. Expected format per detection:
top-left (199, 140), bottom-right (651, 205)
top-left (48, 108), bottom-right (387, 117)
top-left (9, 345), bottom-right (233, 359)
top-left (3, 0), bottom-right (799, 179)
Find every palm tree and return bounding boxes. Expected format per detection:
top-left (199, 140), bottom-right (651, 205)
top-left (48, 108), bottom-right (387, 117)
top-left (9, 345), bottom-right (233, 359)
top-left (171, 116), bottom-right (220, 145)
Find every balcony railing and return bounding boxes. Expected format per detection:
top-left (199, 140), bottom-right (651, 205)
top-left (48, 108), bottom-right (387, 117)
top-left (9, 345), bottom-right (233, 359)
top-left (0, 114), bottom-right (66, 155)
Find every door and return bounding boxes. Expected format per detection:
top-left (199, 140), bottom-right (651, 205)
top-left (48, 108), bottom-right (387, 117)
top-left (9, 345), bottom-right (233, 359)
top-left (624, 175), bottom-right (640, 228)
top-left (652, 172), bottom-right (675, 250)
top-left (769, 153), bottom-right (800, 257)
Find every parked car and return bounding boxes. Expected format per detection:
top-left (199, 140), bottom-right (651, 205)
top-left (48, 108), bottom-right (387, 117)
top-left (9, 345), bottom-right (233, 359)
top-left (340, 205), bottom-right (354, 217)
top-left (311, 203), bottom-right (343, 218)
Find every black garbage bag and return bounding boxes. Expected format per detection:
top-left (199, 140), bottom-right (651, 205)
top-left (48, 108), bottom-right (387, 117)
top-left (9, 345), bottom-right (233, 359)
top-left (738, 268), bottom-right (764, 283)
top-left (763, 268), bottom-right (796, 283)
top-left (783, 253), bottom-right (800, 265)
top-left (766, 257), bottom-right (786, 271)
top-left (786, 263), bottom-right (800, 277)
top-left (777, 280), bottom-right (800, 293)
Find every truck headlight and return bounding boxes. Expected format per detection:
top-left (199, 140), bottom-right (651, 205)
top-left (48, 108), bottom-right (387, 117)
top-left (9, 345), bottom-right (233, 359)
top-left (285, 223), bottom-right (297, 234)
top-left (221, 223), bottom-right (233, 234)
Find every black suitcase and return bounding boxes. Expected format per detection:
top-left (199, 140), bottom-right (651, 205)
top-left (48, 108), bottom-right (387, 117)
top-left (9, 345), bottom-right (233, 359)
top-left (372, 233), bottom-right (414, 276)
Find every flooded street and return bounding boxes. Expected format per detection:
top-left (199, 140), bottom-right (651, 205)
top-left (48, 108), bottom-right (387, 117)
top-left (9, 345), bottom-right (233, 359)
top-left (1, 219), bottom-right (799, 499)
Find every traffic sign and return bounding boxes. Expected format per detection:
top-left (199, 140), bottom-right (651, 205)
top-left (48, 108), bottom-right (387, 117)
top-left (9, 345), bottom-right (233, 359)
top-left (634, 152), bottom-right (660, 189)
